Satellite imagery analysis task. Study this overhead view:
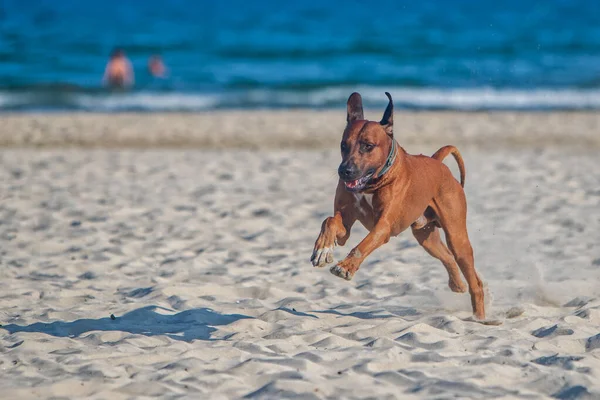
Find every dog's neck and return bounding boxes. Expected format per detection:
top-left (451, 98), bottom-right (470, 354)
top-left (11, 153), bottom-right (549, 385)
top-left (376, 137), bottom-right (397, 179)
top-left (362, 137), bottom-right (403, 193)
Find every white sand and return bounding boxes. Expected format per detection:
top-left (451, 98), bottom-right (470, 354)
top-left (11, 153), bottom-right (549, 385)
top-left (1, 111), bottom-right (599, 150)
top-left (0, 112), bottom-right (599, 399)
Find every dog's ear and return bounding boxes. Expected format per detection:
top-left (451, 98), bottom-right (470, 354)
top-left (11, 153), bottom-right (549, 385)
top-left (346, 92), bottom-right (364, 123)
top-left (380, 92), bottom-right (393, 137)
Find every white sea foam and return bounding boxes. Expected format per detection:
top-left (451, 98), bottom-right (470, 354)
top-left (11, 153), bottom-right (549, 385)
top-left (2, 87), bottom-right (600, 111)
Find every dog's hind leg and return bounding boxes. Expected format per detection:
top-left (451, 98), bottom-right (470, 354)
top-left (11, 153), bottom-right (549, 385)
top-left (434, 190), bottom-right (485, 320)
top-left (443, 222), bottom-right (485, 320)
top-left (412, 223), bottom-right (467, 293)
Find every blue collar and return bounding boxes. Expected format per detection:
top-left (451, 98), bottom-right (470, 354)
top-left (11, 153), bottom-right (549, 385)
top-left (376, 138), bottom-right (397, 178)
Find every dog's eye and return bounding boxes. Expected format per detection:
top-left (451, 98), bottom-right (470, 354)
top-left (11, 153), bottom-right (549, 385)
top-left (360, 143), bottom-right (374, 152)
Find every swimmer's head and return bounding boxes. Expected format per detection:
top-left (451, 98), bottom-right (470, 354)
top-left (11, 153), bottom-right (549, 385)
top-left (110, 48), bottom-right (125, 59)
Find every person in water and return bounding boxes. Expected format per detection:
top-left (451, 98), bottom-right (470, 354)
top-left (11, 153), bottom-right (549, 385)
top-left (147, 54), bottom-right (167, 78)
top-left (103, 48), bottom-right (134, 89)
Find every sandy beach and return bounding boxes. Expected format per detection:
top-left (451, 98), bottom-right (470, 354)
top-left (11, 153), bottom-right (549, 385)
top-left (1, 111), bottom-right (599, 399)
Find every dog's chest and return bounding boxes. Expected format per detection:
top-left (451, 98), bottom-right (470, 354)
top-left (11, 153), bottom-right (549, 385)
top-left (353, 193), bottom-right (373, 216)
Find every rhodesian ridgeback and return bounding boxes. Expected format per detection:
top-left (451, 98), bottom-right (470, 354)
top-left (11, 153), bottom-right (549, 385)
top-left (311, 92), bottom-right (485, 320)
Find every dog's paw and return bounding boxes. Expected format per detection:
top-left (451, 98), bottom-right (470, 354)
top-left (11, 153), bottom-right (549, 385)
top-left (448, 278), bottom-right (467, 293)
top-left (330, 264), bottom-right (354, 281)
top-left (311, 246), bottom-right (334, 268)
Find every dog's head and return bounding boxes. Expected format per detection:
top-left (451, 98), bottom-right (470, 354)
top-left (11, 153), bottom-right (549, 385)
top-left (338, 92), bottom-right (395, 192)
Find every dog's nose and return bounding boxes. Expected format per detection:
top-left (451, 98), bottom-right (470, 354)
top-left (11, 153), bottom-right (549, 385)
top-left (338, 163), bottom-right (357, 180)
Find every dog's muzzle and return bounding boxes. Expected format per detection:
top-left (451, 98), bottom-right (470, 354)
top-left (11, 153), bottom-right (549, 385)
top-left (343, 173), bottom-right (374, 192)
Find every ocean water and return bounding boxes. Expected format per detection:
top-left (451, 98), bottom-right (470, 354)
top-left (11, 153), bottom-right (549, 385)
top-left (1, 0), bottom-right (600, 111)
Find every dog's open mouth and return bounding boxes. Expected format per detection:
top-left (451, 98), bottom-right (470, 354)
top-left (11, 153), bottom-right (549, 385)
top-left (344, 173), bottom-right (373, 192)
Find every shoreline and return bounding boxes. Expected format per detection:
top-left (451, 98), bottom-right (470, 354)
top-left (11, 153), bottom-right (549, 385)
top-left (1, 110), bottom-right (598, 150)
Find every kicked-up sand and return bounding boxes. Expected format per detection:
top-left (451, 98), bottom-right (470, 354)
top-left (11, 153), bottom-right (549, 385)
top-left (0, 111), bottom-right (599, 399)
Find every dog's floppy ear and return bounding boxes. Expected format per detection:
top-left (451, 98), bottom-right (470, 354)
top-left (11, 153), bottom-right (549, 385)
top-left (346, 92), bottom-right (364, 123)
top-left (380, 92), bottom-right (393, 137)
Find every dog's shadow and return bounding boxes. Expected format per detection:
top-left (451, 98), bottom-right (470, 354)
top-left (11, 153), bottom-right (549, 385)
top-left (2, 306), bottom-right (252, 342)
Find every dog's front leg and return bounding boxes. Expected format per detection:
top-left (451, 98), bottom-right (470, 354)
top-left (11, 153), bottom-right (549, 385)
top-left (311, 183), bottom-right (358, 268)
top-left (311, 210), bottom-right (356, 268)
top-left (330, 220), bottom-right (391, 280)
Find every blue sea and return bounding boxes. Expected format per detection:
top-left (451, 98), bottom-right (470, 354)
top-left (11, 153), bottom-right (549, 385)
top-left (1, 0), bottom-right (600, 111)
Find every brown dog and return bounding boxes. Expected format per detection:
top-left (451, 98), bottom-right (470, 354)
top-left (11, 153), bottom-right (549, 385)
top-left (311, 92), bottom-right (485, 320)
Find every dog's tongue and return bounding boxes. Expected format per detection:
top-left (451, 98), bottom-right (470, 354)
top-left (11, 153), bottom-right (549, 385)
top-left (345, 179), bottom-right (360, 189)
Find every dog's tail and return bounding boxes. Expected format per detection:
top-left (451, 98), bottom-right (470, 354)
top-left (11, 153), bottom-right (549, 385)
top-left (432, 145), bottom-right (465, 188)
